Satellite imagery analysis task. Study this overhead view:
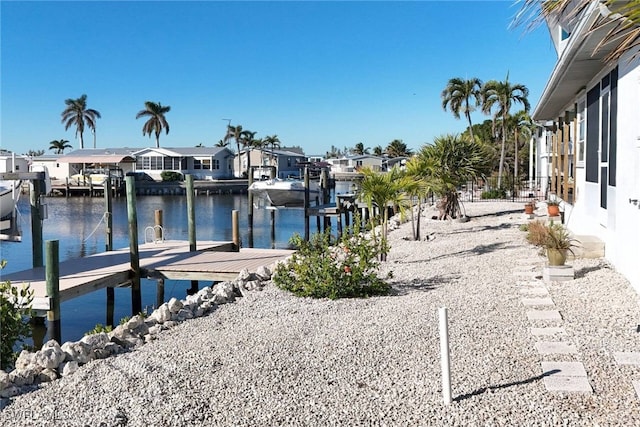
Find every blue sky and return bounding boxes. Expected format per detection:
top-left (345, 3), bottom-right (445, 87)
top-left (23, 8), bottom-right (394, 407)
top-left (1, 1), bottom-right (557, 156)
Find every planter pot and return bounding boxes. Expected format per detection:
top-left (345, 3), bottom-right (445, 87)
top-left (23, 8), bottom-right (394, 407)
top-left (546, 248), bottom-right (567, 266)
top-left (524, 203), bottom-right (534, 215)
top-left (547, 205), bottom-right (560, 217)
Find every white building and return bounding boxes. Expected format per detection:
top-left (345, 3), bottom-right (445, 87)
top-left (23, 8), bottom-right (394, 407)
top-left (533, 1), bottom-right (640, 292)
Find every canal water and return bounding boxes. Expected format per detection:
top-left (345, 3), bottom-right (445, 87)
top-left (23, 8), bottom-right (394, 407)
top-left (1, 181), bottom-right (353, 344)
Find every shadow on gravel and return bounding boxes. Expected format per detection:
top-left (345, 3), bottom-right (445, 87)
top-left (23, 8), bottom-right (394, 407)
top-left (390, 275), bottom-right (458, 296)
top-left (453, 369), bottom-right (560, 402)
top-left (574, 262), bottom-right (609, 279)
top-left (448, 223), bottom-right (516, 235)
top-left (426, 242), bottom-right (518, 261)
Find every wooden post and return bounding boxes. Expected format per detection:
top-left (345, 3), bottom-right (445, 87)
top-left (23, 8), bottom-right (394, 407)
top-left (304, 167), bottom-right (310, 241)
top-left (562, 120), bottom-right (570, 202)
top-left (106, 287), bottom-right (115, 327)
top-left (29, 317), bottom-right (46, 350)
top-left (232, 209), bottom-right (240, 251)
top-left (105, 178), bottom-right (113, 252)
top-left (248, 168), bottom-right (254, 248)
top-left (65, 177), bottom-right (70, 198)
top-left (186, 175), bottom-right (196, 251)
top-left (271, 210), bottom-right (276, 249)
top-left (125, 176), bottom-right (142, 315)
top-left (45, 240), bottom-right (61, 343)
top-left (154, 209), bottom-right (163, 241)
top-left (156, 278), bottom-right (165, 308)
top-left (30, 178), bottom-right (43, 268)
top-left (185, 175), bottom-right (198, 294)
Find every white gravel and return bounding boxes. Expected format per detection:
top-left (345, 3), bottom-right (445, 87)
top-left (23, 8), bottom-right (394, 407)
top-left (1, 201), bottom-right (639, 426)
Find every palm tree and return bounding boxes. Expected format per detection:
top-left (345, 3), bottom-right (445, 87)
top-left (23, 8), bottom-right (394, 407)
top-left (441, 77), bottom-right (483, 142)
top-left (508, 110), bottom-right (534, 181)
top-left (417, 134), bottom-right (490, 220)
top-left (240, 130), bottom-right (258, 178)
top-left (136, 101), bottom-right (171, 148)
top-left (224, 124), bottom-right (244, 177)
top-left (385, 139), bottom-right (413, 158)
top-left (263, 134), bottom-right (281, 166)
top-left (404, 156), bottom-right (432, 240)
top-left (358, 166), bottom-right (410, 260)
top-left (513, 0), bottom-right (640, 64)
top-left (352, 142), bottom-right (370, 155)
top-left (482, 76), bottom-right (530, 189)
top-left (49, 139), bottom-right (72, 154)
top-left (215, 139), bottom-right (229, 148)
top-left (372, 145), bottom-right (384, 156)
top-left (61, 94), bottom-right (101, 149)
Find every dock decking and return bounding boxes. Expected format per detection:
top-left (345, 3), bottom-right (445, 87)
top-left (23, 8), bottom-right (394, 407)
top-left (2, 241), bottom-right (293, 310)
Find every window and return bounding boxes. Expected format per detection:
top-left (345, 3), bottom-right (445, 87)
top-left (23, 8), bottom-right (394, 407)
top-left (193, 159), bottom-right (210, 170)
top-left (577, 99), bottom-right (586, 164)
top-left (212, 159), bottom-right (220, 170)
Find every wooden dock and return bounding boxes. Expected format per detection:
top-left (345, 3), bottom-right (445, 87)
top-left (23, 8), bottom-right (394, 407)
top-left (2, 240), bottom-right (294, 310)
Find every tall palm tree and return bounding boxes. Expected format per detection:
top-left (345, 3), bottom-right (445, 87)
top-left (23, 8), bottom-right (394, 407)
top-left (240, 130), bottom-right (258, 178)
top-left (372, 145), bottom-right (384, 156)
top-left (224, 124), bottom-right (244, 177)
top-left (441, 77), bottom-right (483, 142)
top-left (417, 134), bottom-right (490, 219)
top-left (513, 0), bottom-right (640, 64)
top-left (215, 139), bottom-right (229, 148)
top-left (508, 110), bottom-right (534, 181)
top-left (49, 139), bottom-right (72, 154)
top-left (404, 156), bottom-right (432, 240)
top-left (352, 142), bottom-right (370, 155)
top-left (136, 101), bottom-right (171, 148)
top-left (263, 134), bottom-right (281, 166)
top-left (482, 76), bottom-right (530, 189)
top-left (385, 139), bottom-right (413, 158)
top-left (61, 94), bottom-right (101, 149)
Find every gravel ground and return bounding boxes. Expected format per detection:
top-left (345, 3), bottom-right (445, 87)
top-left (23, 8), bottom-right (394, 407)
top-left (1, 201), bottom-right (639, 426)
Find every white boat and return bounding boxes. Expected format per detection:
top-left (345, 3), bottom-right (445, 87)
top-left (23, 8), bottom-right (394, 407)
top-left (0, 179), bottom-right (21, 220)
top-left (248, 178), bottom-right (320, 208)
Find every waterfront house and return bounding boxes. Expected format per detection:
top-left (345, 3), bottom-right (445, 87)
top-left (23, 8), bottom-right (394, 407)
top-left (242, 147), bottom-right (308, 179)
top-left (0, 149), bottom-right (30, 173)
top-left (533, 1), bottom-right (640, 292)
top-left (55, 148), bottom-right (138, 180)
top-left (326, 155), bottom-right (384, 174)
top-left (133, 147), bottom-right (235, 180)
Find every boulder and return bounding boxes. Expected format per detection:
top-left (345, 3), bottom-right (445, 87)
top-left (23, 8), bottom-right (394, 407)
top-left (176, 308), bottom-right (194, 321)
top-left (9, 367), bottom-right (38, 387)
top-left (34, 342), bottom-right (66, 370)
top-left (60, 361), bottom-right (79, 377)
top-left (37, 369), bottom-right (58, 383)
top-left (255, 265), bottom-right (271, 281)
top-left (14, 350), bottom-right (35, 370)
top-left (237, 268), bottom-right (252, 283)
top-left (0, 370), bottom-right (10, 391)
top-left (80, 332), bottom-right (110, 350)
top-left (149, 304), bottom-right (171, 324)
top-left (167, 298), bottom-right (183, 314)
top-left (61, 341), bottom-right (95, 365)
top-left (125, 315), bottom-right (145, 330)
top-left (0, 386), bottom-right (20, 398)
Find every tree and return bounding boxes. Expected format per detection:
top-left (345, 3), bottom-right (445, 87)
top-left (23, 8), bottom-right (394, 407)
top-left (49, 139), bottom-right (72, 154)
top-left (61, 94), bottom-right (101, 149)
top-left (513, 0), bottom-right (640, 64)
top-left (482, 76), bottom-right (530, 189)
top-left (358, 166), bottom-right (410, 260)
top-left (1, 261), bottom-right (33, 370)
top-left (263, 134), bottom-right (281, 166)
top-left (238, 129), bottom-right (259, 177)
top-left (215, 139), bottom-right (229, 148)
top-left (441, 77), bottom-right (483, 142)
top-left (372, 145), bottom-right (384, 156)
top-left (416, 134), bottom-right (490, 220)
top-left (385, 139), bottom-right (413, 158)
top-left (136, 101), bottom-right (171, 148)
top-left (352, 142), bottom-right (370, 155)
top-left (224, 124), bottom-right (244, 177)
top-left (404, 156), bottom-right (432, 240)
top-left (508, 110), bottom-right (534, 181)
top-left (25, 149), bottom-right (45, 157)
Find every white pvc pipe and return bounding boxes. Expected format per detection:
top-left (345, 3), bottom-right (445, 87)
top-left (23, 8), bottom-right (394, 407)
top-left (439, 307), bottom-right (452, 404)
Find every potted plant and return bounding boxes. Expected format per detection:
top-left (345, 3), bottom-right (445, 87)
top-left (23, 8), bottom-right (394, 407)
top-left (524, 201), bottom-right (535, 215)
top-left (526, 220), bottom-right (578, 266)
top-left (546, 199), bottom-right (560, 217)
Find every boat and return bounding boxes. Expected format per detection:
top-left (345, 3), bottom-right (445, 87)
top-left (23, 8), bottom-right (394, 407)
top-left (248, 178), bottom-right (320, 208)
top-left (0, 179), bottom-right (21, 220)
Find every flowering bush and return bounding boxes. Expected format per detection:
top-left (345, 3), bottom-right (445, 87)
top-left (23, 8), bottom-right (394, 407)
top-left (0, 261), bottom-right (33, 370)
top-left (273, 221), bottom-right (391, 299)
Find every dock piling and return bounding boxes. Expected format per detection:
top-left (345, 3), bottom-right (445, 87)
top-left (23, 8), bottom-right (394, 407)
top-left (105, 178), bottom-right (113, 251)
top-left (45, 240), bottom-right (61, 343)
top-left (232, 210), bottom-right (240, 251)
top-left (126, 176), bottom-right (142, 315)
top-left (155, 209), bottom-right (163, 241)
top-left (30, 178), bottom-right (43, 268)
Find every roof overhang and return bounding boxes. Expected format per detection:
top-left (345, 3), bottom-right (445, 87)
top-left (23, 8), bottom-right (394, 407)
top-left (58, 155), bottom-right (136, 164)
top-left (533, 3), bottom-right (621, 120)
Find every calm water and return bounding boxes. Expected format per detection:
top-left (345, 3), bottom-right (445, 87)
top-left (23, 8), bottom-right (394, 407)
top-left (1, 181), bottom-right (353, 343)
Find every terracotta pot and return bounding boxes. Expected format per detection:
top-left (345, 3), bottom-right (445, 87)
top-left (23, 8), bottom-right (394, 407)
top-left (547, 205), bottom-right (560, 217)
top-left (524, 203), bottom-right (534, 214)
top-left (546, 248), bottom-right (567, 266)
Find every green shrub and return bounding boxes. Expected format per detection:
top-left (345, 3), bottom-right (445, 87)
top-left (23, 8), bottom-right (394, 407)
top-left (273, 222), bottom-right (391, 299)
top-left (85, 323), bottom-right (113, 335)
top-left (160, 171), bottom-right (183, 182)
top-left (480, 188), bottom-right (507, 199)
top-left (519, 223), bottom-right (530, 232)
top-left (0, 261), bottom-right (33, 370)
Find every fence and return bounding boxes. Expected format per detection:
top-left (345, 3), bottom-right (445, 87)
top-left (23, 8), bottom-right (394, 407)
top-left (458, 176), bottom-right (550, 203)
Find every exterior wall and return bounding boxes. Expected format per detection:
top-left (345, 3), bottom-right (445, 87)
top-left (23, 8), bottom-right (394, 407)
top-left (29, 158), bottom-right (72, 181)
top-left (0, 153), bottom-right (30, 174)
